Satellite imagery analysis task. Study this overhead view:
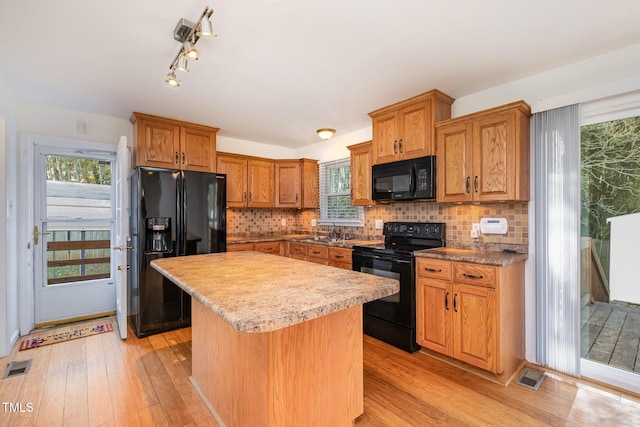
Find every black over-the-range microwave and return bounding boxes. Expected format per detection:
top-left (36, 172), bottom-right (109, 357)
top-left (371, 155), bottom-right (436, 201)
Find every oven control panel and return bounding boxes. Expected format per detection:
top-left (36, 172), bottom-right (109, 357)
top-left (383, 222), bottom-right (445, 239)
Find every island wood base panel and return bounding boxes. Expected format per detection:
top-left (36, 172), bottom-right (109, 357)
top-left (191, 298), bottom-right (363, 427)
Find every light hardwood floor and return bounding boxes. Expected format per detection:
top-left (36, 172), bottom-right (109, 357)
top-left (1, 317), bottom-right (640, 426)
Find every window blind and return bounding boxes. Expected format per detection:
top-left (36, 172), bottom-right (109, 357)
top-left (319, 158), bottom-right (363, 226)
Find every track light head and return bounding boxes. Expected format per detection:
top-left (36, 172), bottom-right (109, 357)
top-left (196, 16), bottom-right (217, 38)
top-left (165, 70), bottom-right (181, 88)
top-left (176, 55), bottom-right (190, 72)
top-left (183, 39), bottom-right (199, 60)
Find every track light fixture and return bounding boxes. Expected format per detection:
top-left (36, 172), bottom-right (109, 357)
top-left (164, 6), bottom-right (216, 88)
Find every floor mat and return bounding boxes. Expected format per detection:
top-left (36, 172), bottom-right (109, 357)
top-left (18, 323), bottom-right (113, 351)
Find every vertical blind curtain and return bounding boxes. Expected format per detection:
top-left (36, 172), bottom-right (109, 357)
top-left (534, 104), bottom-right (581, 376)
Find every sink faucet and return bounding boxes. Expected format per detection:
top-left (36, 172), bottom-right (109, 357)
top-left (331, 223), bottom-right (338, 241)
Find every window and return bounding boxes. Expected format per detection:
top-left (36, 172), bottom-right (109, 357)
top-left (319, 158), bottom-right (364, 226)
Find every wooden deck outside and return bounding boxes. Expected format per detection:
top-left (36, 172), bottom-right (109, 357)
top-left (581, 301), bottom-right (640, 373)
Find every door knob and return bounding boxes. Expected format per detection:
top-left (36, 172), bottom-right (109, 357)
top-left (117, 265), bottom-right (130, 271)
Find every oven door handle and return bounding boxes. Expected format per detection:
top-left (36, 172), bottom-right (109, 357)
top-left (357, 254), bottom-right (411, 264)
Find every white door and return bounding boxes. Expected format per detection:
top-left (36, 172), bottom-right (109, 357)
top-left (113, 137), bottom-right (130, 339)
top-left (33, 146), bottom-right (116, 326)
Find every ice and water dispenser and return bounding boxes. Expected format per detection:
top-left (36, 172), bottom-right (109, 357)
top-left (146, 217), bottom-right (172, 253)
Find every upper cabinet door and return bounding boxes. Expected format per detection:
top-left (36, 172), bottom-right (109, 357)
top-left (348, 141), bottom-right (373, 206)
top-left (472, 113), bottom-right (514, 202)
top-left (135, 118), bottom-right (181, 169)
top-left (436, 122), bottom-right (473, 203)
top-left (372, 111), bottom-right (399, 165)
top-left (247, 159), bottom-right (274, 207)
top-left (398, 101), bottom-right (430, 160)
top-left (275, 161), bottom-right (301, 208)
top-left (217, 154), bottom-right (248, 207)
top-left (180, 127), bottom-right (216, 173)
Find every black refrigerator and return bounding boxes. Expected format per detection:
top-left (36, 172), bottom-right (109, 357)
top-left (129, 167), bottom-right (226, 337)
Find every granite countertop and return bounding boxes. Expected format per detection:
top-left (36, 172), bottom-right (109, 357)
top-left (151, 251), bottom-right (399, 333)
top-left (414, 247), bottom-right (528, 266)
top-left (227, 234), bottom-right (381, 249)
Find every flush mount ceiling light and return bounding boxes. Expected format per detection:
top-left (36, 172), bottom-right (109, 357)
top-left (317, 128), bottom-right (336, 140)
top-left (164, 6), bottom-right (217, 88)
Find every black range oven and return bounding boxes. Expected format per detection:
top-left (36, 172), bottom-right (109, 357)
top-left (352, 222), bottom-right (445, 353)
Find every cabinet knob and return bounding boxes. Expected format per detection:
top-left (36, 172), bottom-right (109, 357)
top-left (465, 177), bottom-right (470, 194)
top-left (393, 140), bottom-right (397, 154)
top-left (474, 176), bottom-right (478, 193)
top-left (445, 292), bottom-right (450, 310)
top-left (453, 293), bottom-right (458, 312)
top-left (175, 151), bottom-right (179, 164)
top-left (399, 138), bottom-right (403, 153)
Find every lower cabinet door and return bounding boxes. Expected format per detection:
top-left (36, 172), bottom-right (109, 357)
top-left (417, 278), bottom-right (452, 356)
top-left (452, 284), bottom-right (497, 372)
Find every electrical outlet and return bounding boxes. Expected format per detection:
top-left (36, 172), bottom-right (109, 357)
top-left (375, 219), bottom-right (384, 230)
top-left (471, 223), bottom-right (480, 238)
top-left (311, 219), bottom-right (317, 227)
top-left (281, 218), bottom-right (286, 226)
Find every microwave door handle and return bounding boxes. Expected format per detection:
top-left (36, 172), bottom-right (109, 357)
top-left (409, 166), bottom-right (416, 197)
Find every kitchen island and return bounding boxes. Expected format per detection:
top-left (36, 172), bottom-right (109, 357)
top-left (151, 251), bottom-right (399, 427)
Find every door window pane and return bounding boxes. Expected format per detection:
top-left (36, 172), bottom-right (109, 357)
top-left (45, 155), bottom-right (113, 285)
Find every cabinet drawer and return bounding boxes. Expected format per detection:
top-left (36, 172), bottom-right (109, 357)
top-left (453, 262), bottom-right (496, 288)
top-left (307, 244), bottom-right (329, 260)
top-left (289, 242), bottom-right (307, 258)
top-left (254, 241), bottom-right (281, 255)
top-left (329, 247), bottom-right (352, 264)
top-left (227, 243), bottom-right (255, 252)
top-left (416, 258), bottom-right (452, 281)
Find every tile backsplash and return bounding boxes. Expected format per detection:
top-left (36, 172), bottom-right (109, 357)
top-left (227, 201), bottom-right (529, 251)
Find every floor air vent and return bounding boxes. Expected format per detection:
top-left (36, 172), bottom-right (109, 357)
top-left (3, 360), bottom-right (32, 379)
top-left (515, 368), bottom-right (545, 391)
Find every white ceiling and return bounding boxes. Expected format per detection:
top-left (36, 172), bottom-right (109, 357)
top-left (2, 1), bottom-right (640, 148)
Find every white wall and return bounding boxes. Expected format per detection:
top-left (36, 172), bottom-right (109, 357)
top-left (17, 101), bottom-right (133, 145)
top-left (217, 135), bottom-right (296, 159)
top-left (0, 74), bottom-right (18, 357)
top-left (295, 127), bottom-right (372, 162)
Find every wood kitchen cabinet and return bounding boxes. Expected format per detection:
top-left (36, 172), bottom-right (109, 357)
top-left (217, 152), bottom-right (274, 208)
top-left (306, 244), bottom-right (329, 265)
top-left (130, 112), bottom-right (218, 172)
top-left (328, 247), bottom-right (352, 270)
top-left (274, 159), bottom-right (319, 208)
top-left (435, 101), bottom-right (531, 203)
top-left (227, 241), bottom-right (283, 256)
top-left (416, 257), bottom-right (525, 382)
top-left (369, 90), bottom-right (454, 165)
top-left (226, 243), bottom-right (256, 252)
top-left (288, 242), bottom-right (308, 261)
top-left (347, 141), bottom-right (373, 206)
